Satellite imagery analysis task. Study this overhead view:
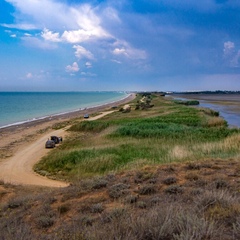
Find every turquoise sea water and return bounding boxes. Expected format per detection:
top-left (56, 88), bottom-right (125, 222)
top-left (0, 92), bottom-right (128, 128)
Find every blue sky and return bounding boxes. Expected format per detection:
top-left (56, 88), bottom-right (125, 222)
top-left (1, 0), bottom-right (240, 91)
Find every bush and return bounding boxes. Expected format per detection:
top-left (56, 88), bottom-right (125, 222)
top-left (124, 195), bottom-right (138, 204)
top-left (58, 204), bottom-right (70, 214)
top-left (165, 185), bottom-right (184, 194)
top-left (138, 185), bottom-right (157, 195)
top-left (163, 177), bottom-right (177, 185)
top-left (108, 183), bottom-right (130, 199)
top-left (91, 203), bottom-right (104, 213)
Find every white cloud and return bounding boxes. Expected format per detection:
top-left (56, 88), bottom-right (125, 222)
top-left (113, 48), bottom-right (127, 56)
top-left (61, 27), bottom-right (110, 43)
top-left (223, 41), bottom-right (235, 56)
top-left (73, 45), bottom-right (94, 60)
top-left (2, 23), bottom-right (37, 30)
top-left (81, 72), bottom-right (96, 77)
top-left (112, 59), bottom-right (122, 64)
top-left (112, 41), bottom-right (147, 60)
top-left (85, 62), bottom-right (92, 68)
top-left (223, 41), bottom-right (240, 68)
top-left (5, 0), bottom-right (112, 44)
top-left (10, 34), bottom-right (16, 38)
top-left (41, 28), bottom-right (61, 42)
top-left (26, 73), bottom-right (33, 79)
top-left (65, 62), bottom-right (80, 73)
top-left (103, 7), bottom-right (121, 23)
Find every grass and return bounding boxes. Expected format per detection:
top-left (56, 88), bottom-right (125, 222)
top-left (34, 93), bottom-right (240, 180)
top-left (68, 120), bottom-right (110, 133)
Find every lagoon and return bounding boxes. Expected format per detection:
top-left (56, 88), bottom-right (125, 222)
top-left (171, 94), bottom-right (240, 128)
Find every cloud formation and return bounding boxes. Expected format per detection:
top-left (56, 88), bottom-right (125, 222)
top-left (223, 41), bottom-right (240, 68)
top-left (65, 62), bottom-right (80, 73)
top-left (73, 45), bottom-right (94, 60)
top-left (2, 0), bottom-right (240, 91)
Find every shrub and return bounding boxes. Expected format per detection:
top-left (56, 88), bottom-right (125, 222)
top-left (58, 204), bottom-right (70, 214)
top-left (136, 201), bottom-right (147, 209)
top-left (91, 203), bottom-right (104, 213)
top-left (185, 173), bottom-right (199, 181)
top-left (185, 162), bottom-right (201, 170)
top-left (138, 185), bottom-right (157, 195)
top-left (33, 204), bottom-right (56, 229)
top-left (165, 185), bottom-right (184, 194)
top-left (195, 190), bottom-right (236, 212)
top-left (92, 178), bottom-right (108, 189)
top-left (163, 176), bottom-right (177, 185)
top-left (173, 211), bottom-right (218, 240)
top-left (36, 215), bottom-right (55, 228)
top-left (214, 179), bottom-right (229, 189)
top-left (108, 183), bottom-right (130, 199)
top-left (124, 195), bottom-right (138, 204)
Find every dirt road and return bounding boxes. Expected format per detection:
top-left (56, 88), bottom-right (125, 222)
top-left (0, 111), bottom-right (115, 188)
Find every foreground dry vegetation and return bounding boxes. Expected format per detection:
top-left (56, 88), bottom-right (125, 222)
top-left (1, 93), bottom-right (240, 239)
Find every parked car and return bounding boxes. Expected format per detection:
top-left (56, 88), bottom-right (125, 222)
top-left (45, 140), bottom-right (55, 148)
top-left (84, 114), bottom-right (89, 119)
top-left (51, 136), bottom-right (60, 144)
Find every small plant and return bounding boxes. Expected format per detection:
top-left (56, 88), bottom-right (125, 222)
top-left (165, 185), bottom-right (184, 194)
top-left (79, 215), bottom-right (94, 226)
top-left (137, 201), bottom-right (147, 209)
top-left (214, 179), bottom-right (228, 189)
top-left (149, 196), bottom-right (161, 206)
top-left (58, 204), bottom-right (70, 214)
top-left (124, 195), bottom-right (138, 204)
top-left (138, 185), bottom-right (156, 195)
top-left (104, 207), bottom-right (127, 223)
top-left (108, 183), bottom-right (130, 199)
top-left (36, 215), bottom-right (55, 228)
top-left (185, 173), bottom-right (199, 181)
top-left (163, 177), bottom-right (177, 185)
top-left (91, 203), bottom-right (104, 213)
top-left (33, 204), bottom-right (56, 229)
top-left (92, 178), bottom-right (108, 189)
top-left (185, 163), bottom-right (201, 170)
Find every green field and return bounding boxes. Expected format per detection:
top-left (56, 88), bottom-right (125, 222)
top-left (34, 93), bottom-right (240, 181)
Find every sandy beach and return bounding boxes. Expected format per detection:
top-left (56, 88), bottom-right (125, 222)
top-left (0, 93), bottom-right (136, 187)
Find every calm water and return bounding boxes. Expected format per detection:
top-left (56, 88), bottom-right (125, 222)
top-left (171, 94), bottom-right (240, 128)
top-left (0, 92), bottom-right (128, 128)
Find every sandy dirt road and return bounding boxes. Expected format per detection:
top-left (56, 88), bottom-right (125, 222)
top-left (0, 111), bottom-right (115, 188)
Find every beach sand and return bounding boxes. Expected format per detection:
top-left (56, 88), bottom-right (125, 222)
top-left (0, 93), bottom-right (136, 187)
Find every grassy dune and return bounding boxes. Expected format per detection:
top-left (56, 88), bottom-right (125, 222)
top-left (35, 93), bottom-right (239, 180)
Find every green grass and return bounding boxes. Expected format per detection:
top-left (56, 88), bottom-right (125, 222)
top-left (68, 120), bottom-right (110, 133)
top-left (35, 143), bottom-right (169, 178)
top-left (34, 93), bottom-right (240, 180)
top-left (111, 121), bottom-right (236, 141)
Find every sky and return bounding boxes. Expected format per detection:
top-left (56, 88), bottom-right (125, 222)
top-left (0, 0), bottom-right (240, 92)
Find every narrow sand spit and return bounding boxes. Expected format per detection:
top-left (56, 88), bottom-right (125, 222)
top-left (0, 111), bottom-right (115, 188)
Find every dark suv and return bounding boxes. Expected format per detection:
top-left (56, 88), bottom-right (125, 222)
top-left (51, 136), bottom-right (60, 144)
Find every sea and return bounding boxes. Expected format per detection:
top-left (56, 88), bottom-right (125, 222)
top-left (0, 92), bottom-right (128, 129)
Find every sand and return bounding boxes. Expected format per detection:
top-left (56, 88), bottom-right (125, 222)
top-left (0, 94), bottom-right (136, 188)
